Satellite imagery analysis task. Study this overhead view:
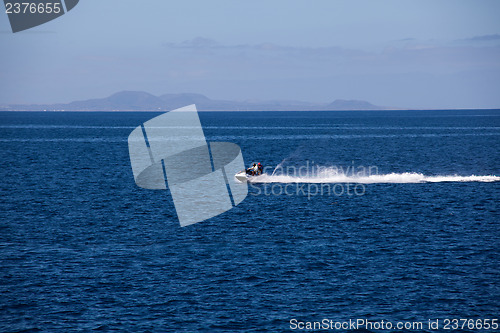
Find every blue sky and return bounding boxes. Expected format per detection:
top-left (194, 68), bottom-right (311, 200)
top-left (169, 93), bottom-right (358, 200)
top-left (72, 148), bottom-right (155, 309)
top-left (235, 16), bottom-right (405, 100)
top-left (1, 0), bottom-right (500, 108)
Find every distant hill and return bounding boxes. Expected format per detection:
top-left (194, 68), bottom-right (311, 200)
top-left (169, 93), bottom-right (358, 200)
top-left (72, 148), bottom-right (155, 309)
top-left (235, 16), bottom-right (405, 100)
top-left (65, 91), bottom-right (165, 110)
top-left (327, 99), bottom-right (382, 110)
top-left (0, 91), bottom-right (387, 111)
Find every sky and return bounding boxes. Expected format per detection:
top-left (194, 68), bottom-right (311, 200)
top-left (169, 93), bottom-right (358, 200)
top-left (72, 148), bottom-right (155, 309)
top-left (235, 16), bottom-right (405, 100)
top-left (1, 0), bottom-right (500, 109)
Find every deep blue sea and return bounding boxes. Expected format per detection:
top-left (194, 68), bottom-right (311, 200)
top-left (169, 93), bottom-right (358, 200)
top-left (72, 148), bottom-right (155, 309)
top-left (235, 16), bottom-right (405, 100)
top-left (1, 110), bottom-right (499, 332)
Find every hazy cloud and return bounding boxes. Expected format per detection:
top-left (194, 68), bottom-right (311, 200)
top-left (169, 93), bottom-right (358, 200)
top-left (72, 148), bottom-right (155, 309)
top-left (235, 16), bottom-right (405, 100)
top-left (163, 37), bottom-right (221, 49)
top-left (460, 34), bottom-right (500, 42)
top-left (2, 35), bottom-right (499, 108)
top-left (163, 37), bottom-right (368, 59)
top-left (162, 37), bottom-right (500, 71)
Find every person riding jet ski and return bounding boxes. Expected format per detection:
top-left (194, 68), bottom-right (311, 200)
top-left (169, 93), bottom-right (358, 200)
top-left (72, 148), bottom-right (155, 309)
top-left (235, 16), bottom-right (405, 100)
top-left (246, 163), bottom-right (257, 176)
top-left (237, 162), bottom-right (264, 181)
top-left (245, 162), bottom-right (263, 176)
top-left (252, 163), bottom-right (260, 175)
top-left (257, 162), bottom-right (263, 175)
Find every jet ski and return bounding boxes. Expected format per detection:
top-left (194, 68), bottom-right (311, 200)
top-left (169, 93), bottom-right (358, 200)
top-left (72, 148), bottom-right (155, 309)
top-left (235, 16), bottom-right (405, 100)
top-left (235, 163), bottom-right (263, 182)
top-left (235, 170), bottom-right (251, 182)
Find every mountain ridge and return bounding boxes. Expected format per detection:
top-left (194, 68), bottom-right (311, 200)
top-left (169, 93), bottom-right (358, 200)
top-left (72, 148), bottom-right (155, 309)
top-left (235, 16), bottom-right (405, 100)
top-left (0, 91), bottom-right (388, 111)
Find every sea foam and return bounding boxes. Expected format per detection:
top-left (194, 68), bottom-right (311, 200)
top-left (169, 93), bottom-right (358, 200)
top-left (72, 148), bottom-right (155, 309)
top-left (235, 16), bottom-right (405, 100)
top-left (250, 172), bottom-right (500, 184)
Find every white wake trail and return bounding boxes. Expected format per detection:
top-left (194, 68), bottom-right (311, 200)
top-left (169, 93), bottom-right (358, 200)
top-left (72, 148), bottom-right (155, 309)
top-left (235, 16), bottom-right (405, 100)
top-left (250, 172), bottom-right (500, 184)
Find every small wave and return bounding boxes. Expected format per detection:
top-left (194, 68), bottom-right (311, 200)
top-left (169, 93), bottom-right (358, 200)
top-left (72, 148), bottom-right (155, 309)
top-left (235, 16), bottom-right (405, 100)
top-left (250, 172), bottom-right (500, 184)
top-left (1, 125), bottom-right (498, 130)
top-left (206, 132), bottom-right (500, 141)
top-left (0, 125), bottom-right (135, 129)
top-left (0, 138), bottom-right (126, 142)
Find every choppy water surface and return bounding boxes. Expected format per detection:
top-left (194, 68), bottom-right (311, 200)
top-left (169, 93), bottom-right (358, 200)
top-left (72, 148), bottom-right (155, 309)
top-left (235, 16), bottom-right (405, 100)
top-left (1, 110), bottom-right (499, 332)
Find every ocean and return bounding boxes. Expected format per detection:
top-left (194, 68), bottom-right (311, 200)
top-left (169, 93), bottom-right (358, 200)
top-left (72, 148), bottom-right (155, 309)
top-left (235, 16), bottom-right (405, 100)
top-left (1, 110), bottom-right (499, 332)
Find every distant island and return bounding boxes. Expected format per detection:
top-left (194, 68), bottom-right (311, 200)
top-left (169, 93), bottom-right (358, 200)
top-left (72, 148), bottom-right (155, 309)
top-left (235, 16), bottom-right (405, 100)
top-left (0, 91), bottom-right (389, 111)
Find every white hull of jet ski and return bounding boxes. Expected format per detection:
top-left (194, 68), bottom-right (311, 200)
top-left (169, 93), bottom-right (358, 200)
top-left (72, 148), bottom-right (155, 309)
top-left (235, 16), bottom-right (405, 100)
top-left (235, 170), bottom-right (249, 182)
